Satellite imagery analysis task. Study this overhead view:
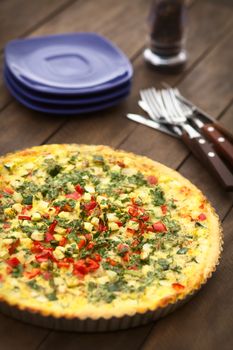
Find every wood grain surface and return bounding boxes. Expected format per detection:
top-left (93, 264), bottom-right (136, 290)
top-left (0, 0), bottom-right (232, 349)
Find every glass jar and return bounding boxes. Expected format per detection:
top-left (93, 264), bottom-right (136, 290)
top-left (144, 0), bottom-right (187, 70)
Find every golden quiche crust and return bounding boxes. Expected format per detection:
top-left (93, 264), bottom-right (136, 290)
top-left (0, 144), bottom-right (222, 320)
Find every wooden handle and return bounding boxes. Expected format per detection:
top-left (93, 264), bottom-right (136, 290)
top-left (181, 133), bottom-right (233, 191)
top-left (213, 121), bottom-right (233, 144)
top-left (202, 123), bottom-right (233, 168)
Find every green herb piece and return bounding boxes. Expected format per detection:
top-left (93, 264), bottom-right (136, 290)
top-left (11, 264), bottom-right (23, 278)
top-left (177, 247), bottom-right (188, 255)
top-left (150, 186), bottom-right (165, 206)
top-left (47, 164), bottom-right (62, 177)
top-left (46, 292), bottom-right (58, 301)
top-left (168, 199), bottom-right (177, 209)
top-left (4, 164), bottom-right (11, 171)
top-left (157, 258), bottom-right (170, 271)
top-left (104, 293), bottom-right (116, 303)
top-left (128, 172), bottom-right (147, 186)
top-left (50, 240), bottom-right (59, 247)
top-left (195, 222), bottom-right (206, 228)
top-left (88, 282), bottom-right (97, 292)
top-left (27, 280), bottom-right (41, 290)
top-left (23, 195), bottom-right (33, 205)
top-left (93, 155), bottom-right (104, 165)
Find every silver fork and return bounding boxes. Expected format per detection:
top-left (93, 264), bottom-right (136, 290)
top-left (140, 87), bottom-right (233, 191)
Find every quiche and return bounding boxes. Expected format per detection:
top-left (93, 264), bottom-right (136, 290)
top-left (0, 144), bottom-right (222, 325)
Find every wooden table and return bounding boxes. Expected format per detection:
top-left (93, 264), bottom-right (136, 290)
top-left (0, 0), bottom-right (233, 349)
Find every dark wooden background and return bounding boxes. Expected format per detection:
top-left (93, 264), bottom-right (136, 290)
top-left (0, 0), bottom-right (233, 349)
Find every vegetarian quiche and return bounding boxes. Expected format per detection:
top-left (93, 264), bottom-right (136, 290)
top-left (0, 144), bottom-right (222, 322)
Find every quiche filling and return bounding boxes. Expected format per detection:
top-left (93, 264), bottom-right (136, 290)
top-left (0, 144), bottom-right (221, 318)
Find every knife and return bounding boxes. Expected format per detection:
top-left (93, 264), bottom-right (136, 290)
top-left (126, 113), bottom-right (179, 138)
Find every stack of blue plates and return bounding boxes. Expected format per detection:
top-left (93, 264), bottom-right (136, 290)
top-left (4, 33), bottom-right (133, 115)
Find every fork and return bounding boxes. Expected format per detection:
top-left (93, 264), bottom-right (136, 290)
top-left (173, 88), bottom-right (233, 168)
top-left (140, 87), bottom-right (233, 191)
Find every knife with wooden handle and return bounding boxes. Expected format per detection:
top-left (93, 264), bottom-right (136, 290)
top-left (181, 132), bottom-right (233, 191)
top-left (201, 123), bottom-right (233, 168)
top-left (189, 117), bottom-right (233, 169)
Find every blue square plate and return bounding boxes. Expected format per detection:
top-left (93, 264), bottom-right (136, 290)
top-left (4, 69), bottom-right (130, 115)
top-left (4, 65), bottom-right (131, 105)
top-left (5, 33), bottom-right (133, 94)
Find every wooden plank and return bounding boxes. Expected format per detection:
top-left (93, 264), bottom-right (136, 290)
top-left (0, 313), bottom-right (48, 350)
top-left (142, 207), bottom-right (233, 350)
top-left (0, 54), bottom-right (11, 111)
top-left (176, 30), bottom-right (233, 118)
top-left (0, 101), bottom-right (67, 156)
top-left (0, 0), bottom-right (73, 50)
top-left (183, 0), bottom-right (233, 68)
top-left (31, 0), bottom-right (148, 59)
top-left (218, 102), bottom-right (233, 135)
top-left (38, 325), bottom-right (152, 350)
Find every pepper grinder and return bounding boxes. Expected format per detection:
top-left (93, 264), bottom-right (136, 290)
top-left (144, 0), bottom-right (187, 71)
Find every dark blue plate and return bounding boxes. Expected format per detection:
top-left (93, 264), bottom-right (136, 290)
top-left (4, 71), bottom-right (129, 115)
top-left (5, 33), bottom-right (133, 94)
top-left (4, 65), bottom-right (131, 105)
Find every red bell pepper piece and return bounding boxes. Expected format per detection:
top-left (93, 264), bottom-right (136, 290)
top-left (92, 253), bottom-right (102, 262)
top-left (161, 205), bottom-right (167, 215)
top-left (3, 222), bottom-right (11, 229)
top-left (85, 258), bottom-right (100, 271)
top-left (128, 206), bottom-right (139, 217)
top-left (198, 213), bottom-right (206, 221)
top-left (65, 192), bottom-right (81, 200)
top-left (18, 215), bottom-right (31, 220)
top-left (31, 241), bottom-right (44, 253)
top-left (86, 242), bottom-right (94, 250)
top-left (45, 232), bottom-right (54, 242)
top-left (122, 252), bottom-right (130, 262)
top-left (147, 175), bottom-right (158, 185)
top-left (8, 239), bottom-right (20, 255)
top-left (48, 220), bottom-right (57, 234)
top-left (24, 268), bottom-right (41, 279)
top-left (42, 271), bottom-right (52, 280)
top-left (106, 257), bottom-right (117, 266)
top-left (84, 200), bottom-right (97, 212)
top-left (116, 160), bottom-right (125, 168)
top-left (78, 239), bottom-right (86, 249)
top-left (73, 259), bottom-right (89, 276)
top-left (59, 236), bottom-right (67, 246)
top-left (75, 184), bottom-right (84, 195)
top-left (57, 261), bottom-right (70, 268)
top-left (116, 221), bottom-right (123, 227)
top-left (4, 187), bottom-right (14, 195)
top-left (152, 221), bottom-right (167, 232)
top-left (6, 257), bottom-right (20, 267)
top-left (172, 283), bottom-right (185, 291)
top-left (140, 214), bottom-right (149, 221)
top-left (98, 221), bottom-right (107, 232)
